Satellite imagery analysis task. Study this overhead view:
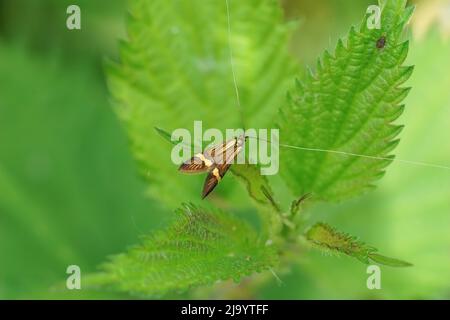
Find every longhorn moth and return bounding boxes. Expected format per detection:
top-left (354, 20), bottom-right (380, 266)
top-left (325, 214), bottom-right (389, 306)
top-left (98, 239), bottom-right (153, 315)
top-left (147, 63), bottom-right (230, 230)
top-left (179, 135), bottom-right (247, 199)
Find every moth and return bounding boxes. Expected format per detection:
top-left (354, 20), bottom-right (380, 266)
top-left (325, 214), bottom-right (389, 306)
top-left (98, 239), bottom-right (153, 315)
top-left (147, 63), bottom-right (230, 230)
top-left (179, 135), bottom-right (246, 199)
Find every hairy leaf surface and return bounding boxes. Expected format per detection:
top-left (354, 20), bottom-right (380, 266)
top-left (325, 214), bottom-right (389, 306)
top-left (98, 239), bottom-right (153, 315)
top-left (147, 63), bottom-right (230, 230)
top-left (306, 222), bottom-right (412, 267)
top-left (86, 204), bottom-right (277, 296)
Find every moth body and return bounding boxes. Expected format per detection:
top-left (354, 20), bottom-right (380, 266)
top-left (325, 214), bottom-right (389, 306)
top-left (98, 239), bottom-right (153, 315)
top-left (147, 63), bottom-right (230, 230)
top-left (179, 135), bottom-right (246, 198)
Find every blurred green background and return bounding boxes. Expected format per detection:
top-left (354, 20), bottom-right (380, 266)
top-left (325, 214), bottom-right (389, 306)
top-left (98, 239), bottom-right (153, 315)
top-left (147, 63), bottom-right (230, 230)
top-left (0, 0), bottom-right (449, 299)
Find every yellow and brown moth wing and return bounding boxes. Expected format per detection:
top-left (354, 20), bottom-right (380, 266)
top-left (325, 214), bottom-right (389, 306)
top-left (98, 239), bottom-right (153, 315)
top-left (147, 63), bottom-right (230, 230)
top-left (205, 138), bottom-right (239, 164)
top-left (202, 163), bottom-right (231, 199)
top-left (179, 153), bottom-right (213, 174)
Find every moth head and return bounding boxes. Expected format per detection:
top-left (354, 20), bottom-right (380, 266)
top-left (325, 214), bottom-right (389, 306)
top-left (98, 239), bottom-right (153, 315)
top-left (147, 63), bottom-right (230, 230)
top-left (236, 135), bottom-right (246, 147)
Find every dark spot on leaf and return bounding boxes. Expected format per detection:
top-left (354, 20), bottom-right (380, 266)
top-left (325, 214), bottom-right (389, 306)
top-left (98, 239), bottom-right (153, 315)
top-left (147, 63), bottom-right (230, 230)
top-left (376, 36), bottom-right (386, 49)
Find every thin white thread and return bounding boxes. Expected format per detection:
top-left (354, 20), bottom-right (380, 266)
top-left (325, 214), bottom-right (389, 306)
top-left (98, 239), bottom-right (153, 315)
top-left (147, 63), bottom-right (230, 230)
top-left (248, 136), bottom-right (450, 171)
top-left (225, 0), bottom-right (245, 129)
top-left (279, 143), bottom-right (450, 170)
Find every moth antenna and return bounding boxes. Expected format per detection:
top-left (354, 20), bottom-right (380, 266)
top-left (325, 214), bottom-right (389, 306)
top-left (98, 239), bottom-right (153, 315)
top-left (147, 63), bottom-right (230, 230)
top-left (214, 1), bottom-right (448, 174)
top-left (225, 0), bottom-right (246, 132)
top-left (246, 136), bottom-right (450, 172)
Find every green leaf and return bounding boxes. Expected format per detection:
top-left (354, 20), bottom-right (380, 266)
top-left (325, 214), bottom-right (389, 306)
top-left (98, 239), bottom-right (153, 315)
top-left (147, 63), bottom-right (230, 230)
top-left (284, 32), bottom-right (450, 299)
top-left (230, 164), bottom-right (283, 238)
top-left (86, 204), bottom-right (278, 297)
top-left (154, 127), bottom-right (177, 146)
top-left (368, 253), bottom-right (412, 267)
top-left (108, 0), bottom-right (298, 205)
top-left (231, 165), bottom-right (277, 208)
top-left (306, 222), bottom-right (412, 267)
top-left (277, 0), bottom-right (414, 201)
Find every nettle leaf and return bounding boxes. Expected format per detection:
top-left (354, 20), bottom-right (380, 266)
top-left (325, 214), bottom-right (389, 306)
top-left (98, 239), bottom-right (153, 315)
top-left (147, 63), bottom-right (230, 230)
top-left (306, 222), bottom-right (412, 267)
top-left (108, 0), bottom-right (297, 205)
top-left (277, 0), bottom-right (414, 201)
top-left (230, 164), bottom-right (276, 207)
top-left (85, 204), bottom-right (277, 297)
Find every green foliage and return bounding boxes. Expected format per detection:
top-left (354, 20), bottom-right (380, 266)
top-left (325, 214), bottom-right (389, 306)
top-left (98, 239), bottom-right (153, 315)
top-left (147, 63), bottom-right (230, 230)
top-left (86, 204), bottom-right (277, 297)
top-left (258, 30), bottom-right (449, 301)
top-left (97, 0), bottom-right (415, 297)
top-left (0, 43), bottom-right (156, 299)
top-left (231, 165), bottom-right (276, 207)
top-left (6, 0), bottom-right (450, 301)
top-left (108, 0), bottom-right (298, 205)
top-left (306, 222), bottom-right (411, 267)
top-left (277, 0), bottom-right (414, 201)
